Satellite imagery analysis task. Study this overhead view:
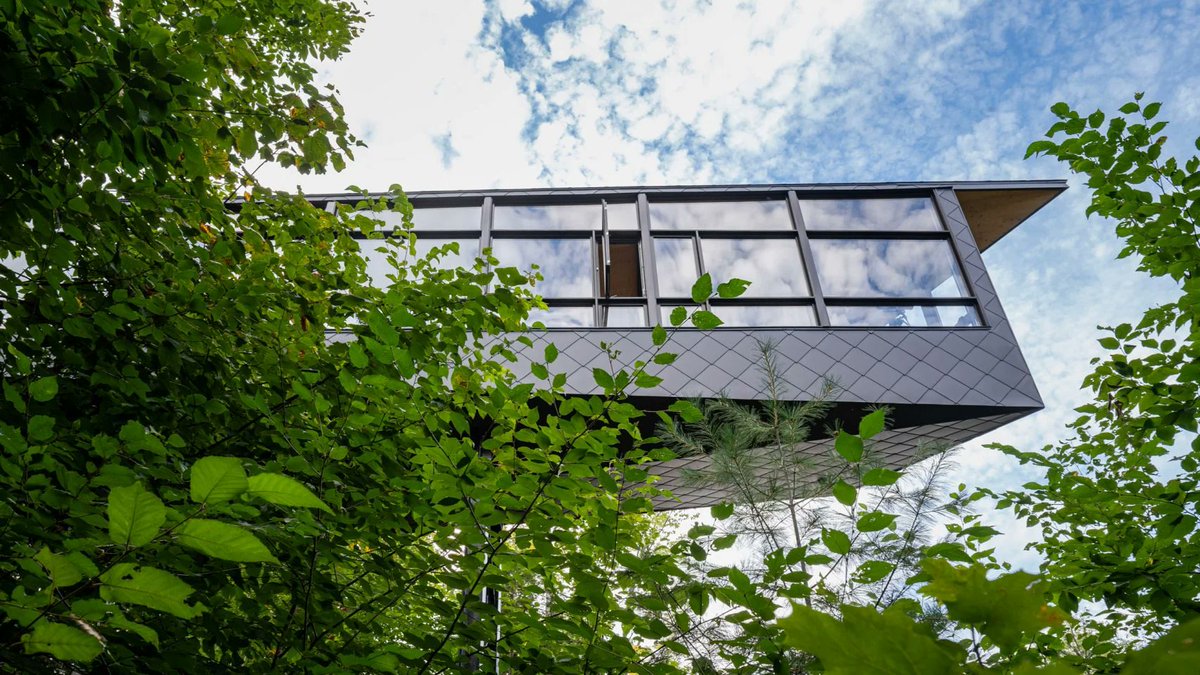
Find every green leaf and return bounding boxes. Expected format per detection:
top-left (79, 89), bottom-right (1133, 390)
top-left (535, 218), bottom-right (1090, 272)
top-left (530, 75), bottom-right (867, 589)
top-left (592, 367), bottom-right (615, 391)
top-left (831, 480), bottom-right (856, 506)
top-left (921, 559), bottom-right (1067, 652)
top-left (108, 482), bottom-right (166, 547)
top-left (34, 547), bottom-right (83, 588)
top-left (1143, 101), bottom-right (1162, 120)
top-left (28, 415), bottom-right (55, 441)
top-left (1121, 616), bottom-right (1200, 674)
top-left (778, 603), bottom-right (958, 674)
top-left (247, 473), bottom-right (333, 513)
top-left (822, 528), bottom-right (851, 555)
top-left (690, 273), bottom-right (713, 303)
top-left (858, 408), bottom-right (886, 439)
top-left (691, 310), bottom-right (722, 330)
top-left (651, 324), bottom-right (668, 346)
top-left (861, 468), bottom-right (903, 487)
top-left (834, 431), bottom-right (863, 463)
top-left (652, 352), bottom-right (676, 365)
top-left (1119, 102), bottom-right (1140, 114)
top-left (176, 519), bottom-right (278, 563)
top-left (634, 372), bottom-right (663, 388)
top-left (856, 511), bottom-right (897, 532)
top-left (669, 306), bottom-right (688, 327)
top-left (100, 564), bottom-right (203, 619)
top-left (668, 399), bottom-right (703, 423)
top-left (22, 622), bottom-right (103, 662)
top-left (189, 456), bottom-right (248, 504)
top-left (716, 278), bottom-right (750, 299)
top-left (108, 614), bottom-right (159, 648)
top-left (854, 560), bottom-right (896, 584)
top-left (215, 13), bottom-right (244, 34)
top-left (711, 502), bottom-right (734, 520)
top-left (713, 534), bottom-right (738, 550)
top-left (543, 343), bottom-right (558, 363)
top-left (29, 376), bottom-right (58, 402)
top-left (1049, 102), bottom-right (1070, 116)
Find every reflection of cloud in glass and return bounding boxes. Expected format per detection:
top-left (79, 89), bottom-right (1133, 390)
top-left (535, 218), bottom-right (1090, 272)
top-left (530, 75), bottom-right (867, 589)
top-left (827, 304), bottom-right (981, 327)
top-left (414, 238), bottom-right (479, 270)
top-left (354, 207), bottom-right (481, 230)
top-left (799, 198), bottom-right (942, 231)
top-left (528, 306), bottom-right (593, 328)
top-left (701, 238), bottom-right (809, 297)
top-left (811, 239), bottom-right (968, 298)
top-left (603, 305), bottom-right (646, 327)
top-left (494, 203), bottom-right (637, 230)
top-left (713, 305), bottom-right (817, 327)
top-left (491, 238), bottom-right (593, 297)
top-left (649, 200), bottom-right (792, 230)
top-left (653, 238), bottom-right (698, 297)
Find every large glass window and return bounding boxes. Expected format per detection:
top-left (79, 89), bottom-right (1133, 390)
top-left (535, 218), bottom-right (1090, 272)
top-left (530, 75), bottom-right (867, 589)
top-left (354, 206), bottom-right (481, 230)
top-left (809, 239), bottom-right (969, 298)
top-left (800, 198), bottom-right (942, 231)
top-left (827, 304), bottom-right (981, 328)
top-left (490, 238), bottom-right (593, 298)
top-left (653, 238), bottom-right (698, 298)
top-left (700, 238), bottom-right (809, 297)
top-left (712, 305), bottom-right (818, 327)
top-left (359, 237), bottom-right (480, 287)
top-left (649, 200), bottom-right (792, 230)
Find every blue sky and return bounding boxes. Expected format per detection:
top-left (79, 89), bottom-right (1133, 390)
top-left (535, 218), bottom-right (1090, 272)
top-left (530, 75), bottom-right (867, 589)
top-left (262, 0), bottom-right (1199, 568)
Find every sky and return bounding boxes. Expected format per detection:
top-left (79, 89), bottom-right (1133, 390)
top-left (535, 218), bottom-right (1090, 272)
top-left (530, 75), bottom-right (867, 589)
top-left (261, 0), bottom-right (1200, 569)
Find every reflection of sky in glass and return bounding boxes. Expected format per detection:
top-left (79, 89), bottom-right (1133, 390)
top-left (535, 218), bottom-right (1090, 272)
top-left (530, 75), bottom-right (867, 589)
top-left (810, 239), bottom-right (969, 298)
top-left (701, 238), bottom-right (809, 297)
top-left (493, 202), bottom-right (637, 230)
top-left (353, 206), bottom-right (481, 230)
top-left (491, 238), bottom-right (593, 297)
top-left (649, 200), bottom-right (792, 230)
top-left (827, 304), bottom-right (981, 327)
top-left (799, 198), bottom-right (942, 231)
top-left (603, 305), bottom-right (646, 327)
top-left (654, 238), bottom-right (698, 298)
top-left (713, 305), bottom-right (817, 327)
top-left (358, 238), bottom-right (479, 287)
top-left (528, 306), bottom-right (594, 328)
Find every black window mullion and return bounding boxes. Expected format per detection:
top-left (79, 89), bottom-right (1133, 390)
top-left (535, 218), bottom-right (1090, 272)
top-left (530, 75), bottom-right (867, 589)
top-left (637, 193), bottom-right (659, 324)
top-left (788, 190), bottom-right (829, 326)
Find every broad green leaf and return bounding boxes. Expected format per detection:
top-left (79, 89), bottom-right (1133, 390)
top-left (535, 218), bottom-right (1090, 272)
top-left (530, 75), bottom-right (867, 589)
top-left (861, 468), bottom-right (903, 487)
top-left (544, 343), bottom-right (558, 363)
top-left (108, 614), bottom-right (159, 648)
top-left (100, 564), bottom-right (203, 619)
top-left (691, 310), bottom-right (722, 330)
top-left (651, 324), bottom-right (667, 346)
top-left (713, 534), bottom-right (738, 550)
top-left (29, 376), bottom-right (58, 402)
top-left (857, 511), bottom-right (897, 532)
top-left (108, 482), bottom-right (166, 547)
top-left (834, 431), bottom-right (863, 463)
top-left (831, 480), bottom-right (856, 506)
top-left (859, 408), bottom-right (886, 438)
top-left (822, 528), bottom-right (851, 555)
top-left (247, 473), bottom-right (333, 513)
top-left (176, 519), bottom-right (278, 563)
top-left (1121, 616), bottom-right (1200, 674)
top-left (634, 372), bottom-right (663, 388)
top-left (711, 502), bottom-right (734, 520)
top-left (921, 559), bottom-right (1068, 652)
top-left (592, 367), bottom-right (615, 391)
top-left (778, 603), bottom-right (958, 674)
top-left (22, 622), bottom-right (103, 662)
top-left (34, 547), bottom-right (83, 587)
top-left (669, 306), bottom-right (688, 327)
top-left (854, 560), bottom-right (896, 584)
top-left (189, 456), bottom-right (248, 504)
top-left (652, 352), bottom-right (676, 365)
top-left (668, 400), bottom-right (703, 423)
top-left (690, 273), bottom-right (713, 303)
top-left (28, 415), bottom-right (55, 441)
top-left (716, 278), bottom-right (750, 299)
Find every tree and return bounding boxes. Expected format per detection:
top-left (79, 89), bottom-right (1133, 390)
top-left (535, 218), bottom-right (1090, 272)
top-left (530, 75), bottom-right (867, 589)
top-left (994, 95), bottom-right (1200, 641)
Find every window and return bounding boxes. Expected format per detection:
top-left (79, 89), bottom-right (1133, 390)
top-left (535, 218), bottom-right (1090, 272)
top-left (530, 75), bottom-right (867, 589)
top-left (649, 200), bottom-right (792, 230)
top-left (798, 198), bottom-right (942, 231)
top-left (808, 239), bottom-right (968, 298)
top-left (359, 237), bottom-right (480, 287)
top-left (490, 201), bottom-right (646, 327)
top-left (827, 304), bottom-right (980, 328)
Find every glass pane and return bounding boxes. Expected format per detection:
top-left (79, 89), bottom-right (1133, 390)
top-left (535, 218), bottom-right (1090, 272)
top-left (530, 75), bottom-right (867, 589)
top-left (598, 241), bottom-right (642, 297)
top-left (712, 305), bottom-right (817, 327)
top-left (354, 206), bottom-right (481, 230)
top-left (414, 238), bottom-right (480, 270)
top-left (701, 238), bottom-right (809, 297)
top-left (358, 239), bottom-right (397, 287)
top-left (528, 306), bottom-right (594, 328)
top-left (810, 239), bottom-right (969, 298)
top-left (493, 202), bottom-right (637, 230)
top-left (827, 304), bottom-right (982, 327)
top-left (491, 238), bottom-right (593, 297)
top-left (649, 200), bottom-right (792, 230)
top-left (799, 198), bottom-right (943, 231)
top-left (603, 305), bottom-right (646, 327)
top-left (653, 238), bottom-right (698, 298)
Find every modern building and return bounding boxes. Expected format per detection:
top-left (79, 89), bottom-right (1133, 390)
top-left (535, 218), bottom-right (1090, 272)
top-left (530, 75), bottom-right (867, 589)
top-left (314, 181), bottom-right (1064, 509)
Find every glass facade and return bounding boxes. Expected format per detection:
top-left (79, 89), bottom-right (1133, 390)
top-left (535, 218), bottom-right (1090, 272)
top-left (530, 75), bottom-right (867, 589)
top-left (350, 192), bottom-right (982, 329)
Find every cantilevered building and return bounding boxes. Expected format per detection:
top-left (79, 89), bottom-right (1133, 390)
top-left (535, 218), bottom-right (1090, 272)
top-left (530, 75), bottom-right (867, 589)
top-left (317, 181), bottom-right (1063, 508)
